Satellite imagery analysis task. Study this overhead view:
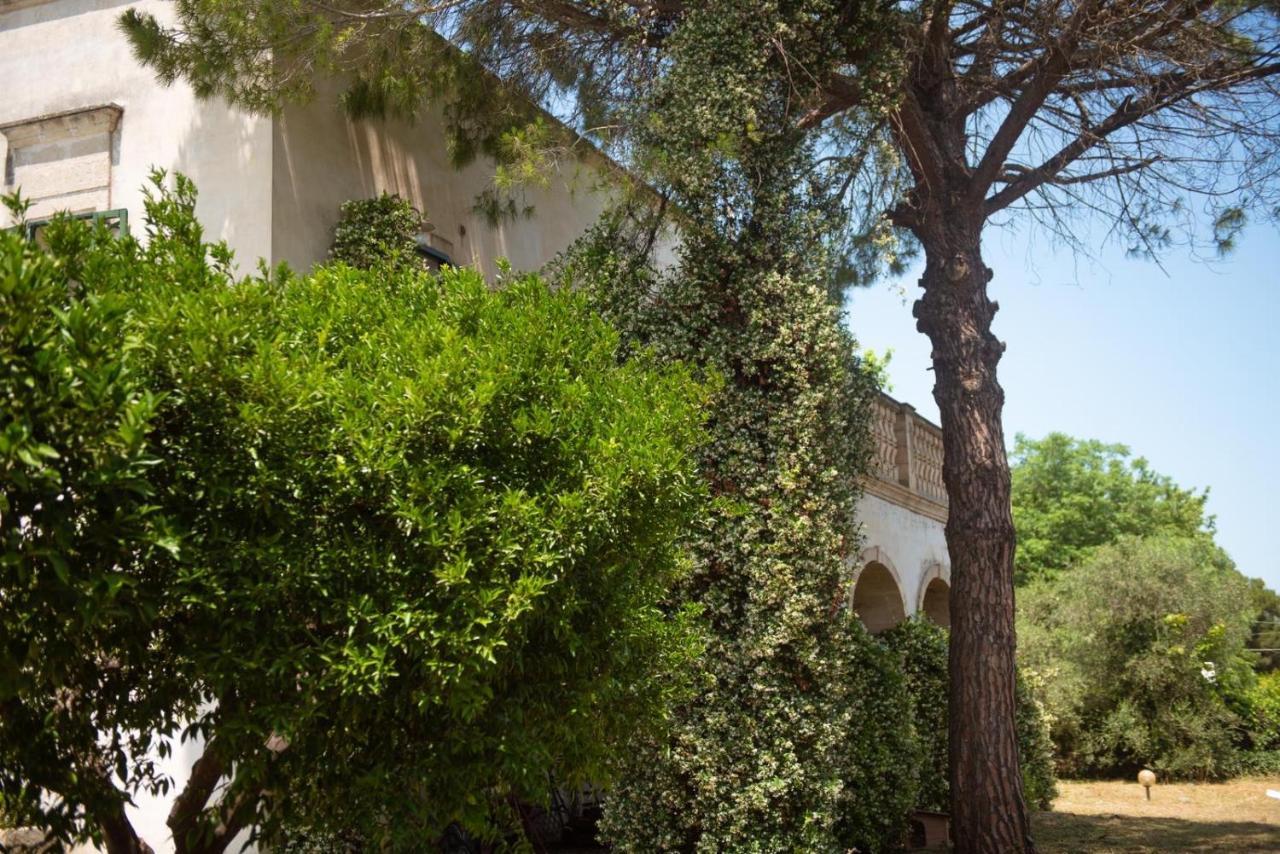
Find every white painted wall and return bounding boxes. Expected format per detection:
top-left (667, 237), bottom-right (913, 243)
top-left (270, 77), bottom-right (644, 276)
top-left (853, 491), bottom-right (951, 619)
top-left (0, 0), bottom-right (274, 271)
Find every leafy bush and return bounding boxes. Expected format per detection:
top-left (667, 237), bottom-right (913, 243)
top-left (329, 192), bottom-right (426, 269)
top-left (1018, 535), bottom-right (1254, 780)
top-left (1, 176), bottom-right (708, 851)
top-left (1015, 671), bottom-right (1060, 810)
top-left (880, 619), bottom-right (1058, 811)
top-left (833, 620), bottom-right (926, 851)
top-left (598, 618), bottom-right (921, 854)
top-left (0, 194), bottom-right (189, 842)
top-left (1245, 671), bottom-right (1280, 752)
top-left (1010, 433), bottom-right (1214, 586)
top-left (879, 619), bottom-right (949, 811)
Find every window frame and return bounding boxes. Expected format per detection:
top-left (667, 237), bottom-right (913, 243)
top-left (22, 207), bottom-right (129, 241)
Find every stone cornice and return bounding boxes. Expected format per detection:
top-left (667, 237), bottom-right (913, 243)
top-left (861, 475), bottom-right (948, 524)
top-left (0, 105), bottom-right (123, 148)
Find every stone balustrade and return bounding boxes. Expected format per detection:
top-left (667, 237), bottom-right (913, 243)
top-left (864, 392), bottom-right (948, 522)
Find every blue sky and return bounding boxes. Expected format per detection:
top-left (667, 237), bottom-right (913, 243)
top-left (844, 222), bottom-right (1280, 590)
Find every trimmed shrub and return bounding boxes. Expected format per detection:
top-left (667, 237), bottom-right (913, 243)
top-left (1, 175), bottom-right (708, 850)
top-left (833, 620), bottom-right (926, 851)
top-left (597, 618), bottom-right (922, 854)
top-left (329, 192), bottom-right (425, 269)
top-left (880, 619), bottom-right (1059, 811)
top-left (879, 620), bottom-right (949, 812)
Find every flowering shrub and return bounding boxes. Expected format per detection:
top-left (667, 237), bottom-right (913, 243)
top-left (553, 3), bottom-right (921, 847)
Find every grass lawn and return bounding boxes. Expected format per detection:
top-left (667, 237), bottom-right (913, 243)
top-left (1033, 777), bottom-right (1280, 852)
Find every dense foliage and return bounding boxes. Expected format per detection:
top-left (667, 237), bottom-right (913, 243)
top-left (124, 0), bottom-right (1280, 846)
top-left (329, 192), bottom-right (426, 270)
top-left (0, 178), bottom-right (707, 851)
top-left (1244, 672), bottom-right (1280, 762)
top-left (0, 195), bottom-right (186, 847)
top-left (552, 3), bottom-right (919, 850)
top-left (1246, 579), bottom-right (1280, 673)
top-left (1017, 536), bottom-right (1255, 780)
top-left (880, 620), bottom-right (1058, 812)
top-left (1010, 433), bottom-right (1215, 586)
top-left (1014, 674), bottom-right (1060, 811)
top-left (879, 620), bottom-right (950, 812)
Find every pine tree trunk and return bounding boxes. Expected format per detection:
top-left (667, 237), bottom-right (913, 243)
top-left (913, 219), bottom-right (1035, 854)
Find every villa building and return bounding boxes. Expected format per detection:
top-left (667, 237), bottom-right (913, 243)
top-left (2, 0), bottom-right (951, 849)
top-left (0, 0), bottom-right (630, 276)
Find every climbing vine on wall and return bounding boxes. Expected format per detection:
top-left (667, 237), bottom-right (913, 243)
top-left (556, 2), bottom-right (919, 849)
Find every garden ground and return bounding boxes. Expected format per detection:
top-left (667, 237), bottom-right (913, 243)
top-left (1031, 777), bottom-right (1280, 852)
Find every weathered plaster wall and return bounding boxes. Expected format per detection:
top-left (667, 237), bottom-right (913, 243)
top-left (271, 78), bottom-right (628, 276)
top-left (0, 0), bottom-right (274, 270)
top-left (853, 491), bottom-right (951, 620)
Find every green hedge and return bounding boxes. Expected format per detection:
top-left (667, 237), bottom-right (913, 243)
top-left (329, 192), bottom-right (426, 270)
top-left (880, 619), bottom-right (1058, 811)
top-left (1, 175), bottom-right (708, 849)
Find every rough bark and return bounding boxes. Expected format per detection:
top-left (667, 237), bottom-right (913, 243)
top-left (99, 804), bottom-right (155, 854)
top-left (913, 214), bottom-right (1034, 854)
top-left (167, 739), bottom-right (263, 854)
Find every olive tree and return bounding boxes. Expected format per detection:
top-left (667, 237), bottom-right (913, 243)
top-left (1018, 535), bottom-right (1256, 779)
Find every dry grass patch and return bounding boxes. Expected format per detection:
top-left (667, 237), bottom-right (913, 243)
top-left (1033, 777), bottom-right (1280, 852)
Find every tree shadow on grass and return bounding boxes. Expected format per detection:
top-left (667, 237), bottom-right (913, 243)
top-left (1033, 811), bottom-right (1280, 853)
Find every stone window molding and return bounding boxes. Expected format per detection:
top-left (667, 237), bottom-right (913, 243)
top-left (0, 0), bottom-right (60, 12)
top-left (1, 104), bottom-right (122, 219)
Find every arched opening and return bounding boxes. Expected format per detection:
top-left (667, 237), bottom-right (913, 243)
top-left (852, 562), bottom-right (906, 633)
top-left (921, 577), bottom-right (951, 628)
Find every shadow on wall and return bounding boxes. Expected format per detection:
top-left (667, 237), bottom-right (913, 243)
top-left (271, 99), bottom-right (442, 274)
top-left (853, 562), bottom-right (907, 634)
top-left (168, 91), bottom-right (273, 272)
top-left (267, 77), bottom-right (617, 276)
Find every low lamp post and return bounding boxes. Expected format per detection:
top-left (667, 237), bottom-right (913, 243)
top-left (1138, 769), bottom-right (1156, 800)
